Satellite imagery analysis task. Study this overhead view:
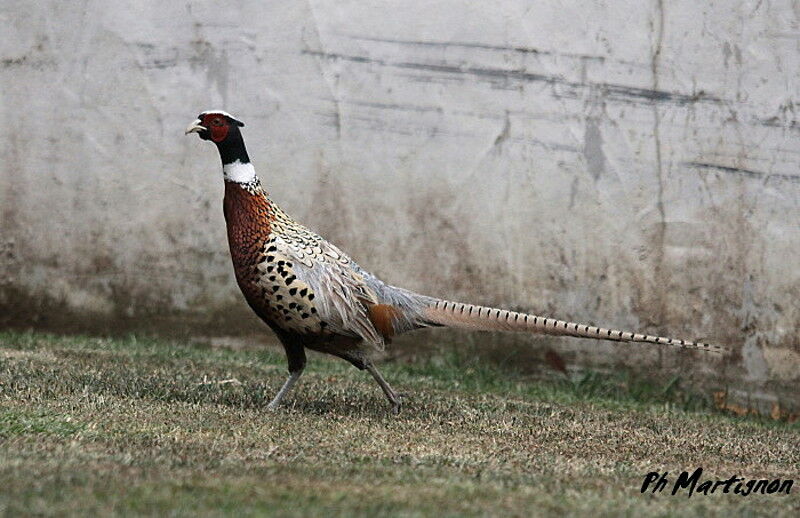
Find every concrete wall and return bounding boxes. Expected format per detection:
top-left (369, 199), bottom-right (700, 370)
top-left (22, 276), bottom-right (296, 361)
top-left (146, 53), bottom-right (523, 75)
top-left (1, 1), bottom-right (798, 409)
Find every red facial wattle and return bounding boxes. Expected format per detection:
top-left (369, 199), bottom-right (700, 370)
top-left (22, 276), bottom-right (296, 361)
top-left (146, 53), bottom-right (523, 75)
top-left (202, 114), bottom-right (229, 142)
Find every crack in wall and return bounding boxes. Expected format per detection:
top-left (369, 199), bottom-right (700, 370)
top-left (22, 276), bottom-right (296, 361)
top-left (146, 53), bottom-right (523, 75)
top-left (650, 0), bottom-right (668, 337)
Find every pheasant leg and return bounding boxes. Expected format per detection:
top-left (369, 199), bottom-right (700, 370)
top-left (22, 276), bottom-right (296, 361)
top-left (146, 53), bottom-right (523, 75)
top-left (366, 364), bottom-right (403, 414)
top-left (266, 368), bottom-right (303, 410)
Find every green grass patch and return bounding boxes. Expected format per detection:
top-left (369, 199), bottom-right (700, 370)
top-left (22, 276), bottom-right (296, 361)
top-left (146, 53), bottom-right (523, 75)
top-left (0, 409), bottom-right (86, 438)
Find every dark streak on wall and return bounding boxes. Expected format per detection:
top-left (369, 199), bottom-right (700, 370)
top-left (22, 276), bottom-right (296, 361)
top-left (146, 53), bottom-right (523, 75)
top-left (302, 50), bottom-right (722, 107)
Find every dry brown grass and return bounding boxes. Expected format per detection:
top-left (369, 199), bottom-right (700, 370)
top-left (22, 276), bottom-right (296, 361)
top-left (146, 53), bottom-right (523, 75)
top-left (1, 331), bottom-right (798, 516)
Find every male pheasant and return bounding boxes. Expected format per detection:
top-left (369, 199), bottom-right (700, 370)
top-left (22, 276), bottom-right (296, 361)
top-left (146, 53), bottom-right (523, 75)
top-left (186, 111), bottom-right (724, 413)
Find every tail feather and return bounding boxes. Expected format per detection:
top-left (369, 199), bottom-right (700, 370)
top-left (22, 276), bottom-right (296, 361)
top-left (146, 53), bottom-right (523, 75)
top-left (422, 299), bottom-right (726, 354)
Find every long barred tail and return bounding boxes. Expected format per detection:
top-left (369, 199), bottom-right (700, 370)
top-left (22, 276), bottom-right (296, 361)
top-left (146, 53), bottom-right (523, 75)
top-left (422, 299), bottom-right (726, 354)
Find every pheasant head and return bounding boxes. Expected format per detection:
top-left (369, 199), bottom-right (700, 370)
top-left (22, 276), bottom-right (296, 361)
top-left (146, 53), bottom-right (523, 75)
top-left (186, 110), bottom-right (255, 183)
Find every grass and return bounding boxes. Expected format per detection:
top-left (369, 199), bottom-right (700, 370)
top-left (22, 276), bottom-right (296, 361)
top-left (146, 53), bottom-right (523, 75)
top-left (0, 330), bottom-right (798, 517)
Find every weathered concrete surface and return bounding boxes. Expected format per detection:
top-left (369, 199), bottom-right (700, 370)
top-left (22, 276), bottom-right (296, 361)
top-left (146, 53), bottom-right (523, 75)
top-left (1, 1), bottom-right (798, 408)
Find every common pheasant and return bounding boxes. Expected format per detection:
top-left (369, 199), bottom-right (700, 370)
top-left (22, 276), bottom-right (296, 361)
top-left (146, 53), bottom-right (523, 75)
top-left (186, 110), bottom-right (724, 413)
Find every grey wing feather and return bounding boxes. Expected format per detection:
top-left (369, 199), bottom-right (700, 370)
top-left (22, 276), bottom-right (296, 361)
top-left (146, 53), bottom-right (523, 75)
top-left (320, 242), bottom-right (437, 334)
top-left (275, 237), bottom-right (387, 348)
top-left (325, 244), bottom-right (438, 334)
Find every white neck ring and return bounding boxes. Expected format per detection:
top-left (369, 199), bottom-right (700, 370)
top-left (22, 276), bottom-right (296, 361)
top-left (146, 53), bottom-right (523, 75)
top-left (222, 160), bottom-right (257, 183)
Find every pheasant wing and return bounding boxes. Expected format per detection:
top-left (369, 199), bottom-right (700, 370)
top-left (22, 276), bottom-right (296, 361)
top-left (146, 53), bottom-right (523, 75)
top-left (271, 236), bottom-right (386, 349)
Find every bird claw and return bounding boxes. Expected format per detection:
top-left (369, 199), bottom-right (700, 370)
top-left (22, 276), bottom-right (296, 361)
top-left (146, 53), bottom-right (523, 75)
top-left (389, 392), bottom-right (407, 415)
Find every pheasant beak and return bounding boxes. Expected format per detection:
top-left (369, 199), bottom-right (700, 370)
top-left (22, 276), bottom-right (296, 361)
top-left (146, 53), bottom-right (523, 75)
top-left (185, 119), bottom-right (206, 135)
